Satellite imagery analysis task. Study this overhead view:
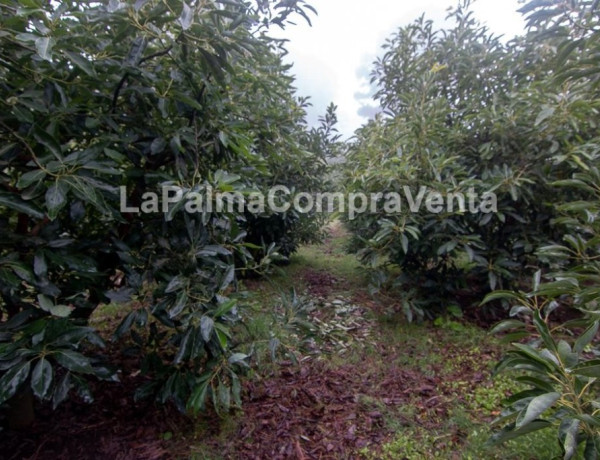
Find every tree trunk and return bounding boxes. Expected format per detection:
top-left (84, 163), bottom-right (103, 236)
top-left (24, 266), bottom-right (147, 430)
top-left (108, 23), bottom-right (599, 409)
top-left (7, 387), bottom-right (35, 430)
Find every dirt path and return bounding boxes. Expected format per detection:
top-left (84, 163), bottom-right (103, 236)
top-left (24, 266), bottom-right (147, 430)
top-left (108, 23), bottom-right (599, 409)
top-left (193, 223), bottom-right (510, 459)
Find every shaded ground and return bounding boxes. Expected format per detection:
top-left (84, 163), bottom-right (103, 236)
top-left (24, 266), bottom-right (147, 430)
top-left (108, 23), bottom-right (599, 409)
top-left (1, 347), bottom-right (192, 460)
top-left (0, 222), bottom-right (560, 459)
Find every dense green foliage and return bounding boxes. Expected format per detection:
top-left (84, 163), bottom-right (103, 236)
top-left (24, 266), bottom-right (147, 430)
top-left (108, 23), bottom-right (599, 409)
top-left (482, 1), bottom-right (600, 456)
top-left (0, 0), bottom-right (332, 416)
top-left (343, 0), bottom-right (600, 321)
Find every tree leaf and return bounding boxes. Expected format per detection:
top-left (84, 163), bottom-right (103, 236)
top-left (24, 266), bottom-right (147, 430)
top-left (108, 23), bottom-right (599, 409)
top-left (0, 361), bottom-right (31, 405)
top-left (33, 252), bottom-right (48, 277)
top-left (490, 320), bottom-right (525, 335)
top-left (45, 182), bottom-right (67, 220)
top-left (38, 294), bottom-right (54, 313)
top-left (134, 0), bottom-right (150, 11)
top-left (54, 350), bottom-right (94, 374)
top-left (31, 358), bottom-right (53, 399)
top-left (559, 418), bottom-right (580, 460)
top-left (124, 36), bottom-right (147, 67)
top-left (516, 392), bottom-right (560, 429)
top-left (572, 359), bottom-right (600, 378)
top-left (113, 311), bottom-right (137, 340)
top-left (481, 290), bottom-right (527, 305)
top-left (174, 327), bottom-right (193, 364)
top-left (150, 137), bottom-right (166, 155)
top-left (231, 371), bottom-right (242, 407)
top-left (49, 304), bottom-right (74, 318)
top-left (217, 380), bottom-right (230, 411)
top-left (64, 50), bottom-right (96, 77)
top-left (165, 276), bottom-right (185, 294)
top-left (220, 265), bottom-right (235, 291)
top-left (490, 420), bottom-right (552, 445)
top-left (187, 378), bottom-right (209, 414)
top-left (557, 340), bottom-right (578, 368)
top-left (0, 191), bottom-right (45, 219)
top-left (200, 316), bottom-right (214, 343)
top-left (179, 2), bottom-right (193, 30)
top-left (52, 372), bottom-right (71, 409)
top-left (574, 321), bottom-right (599, 354)
top-left (584, 436), bottom-right (600, 460)
top-left (17, 169), bottom-right (46, 189)
top-left (534, 106), bottom-right (555, 126)
top-left (35, 36), bottom-right (54, 62)
top-left (213, 299), bottom-right (236, 318)
top-left (228, 352), bottom-right (249, 367)
top-left (533, 310), bottom-right (557, 352)
top-left (168, 291), bottom-right (188, 319)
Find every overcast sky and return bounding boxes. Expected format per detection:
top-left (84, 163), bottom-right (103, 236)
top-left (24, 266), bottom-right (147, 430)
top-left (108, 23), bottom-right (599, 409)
top-left (271, 0), bottom-right (527, 139)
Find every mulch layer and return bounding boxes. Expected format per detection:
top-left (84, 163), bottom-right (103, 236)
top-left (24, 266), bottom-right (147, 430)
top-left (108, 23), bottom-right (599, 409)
top-left (1, 372), bottom-right (192, 460)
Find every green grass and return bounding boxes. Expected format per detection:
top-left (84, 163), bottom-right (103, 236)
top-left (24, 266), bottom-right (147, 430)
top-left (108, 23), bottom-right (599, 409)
top-left (88, 302), bottom-right (131, 335)
top-left (340, 318), bottom-right (568, 459)
top-left (365, 424), bottom-right (565, 460)
top-left (283, 224), bottom-right (365, 288)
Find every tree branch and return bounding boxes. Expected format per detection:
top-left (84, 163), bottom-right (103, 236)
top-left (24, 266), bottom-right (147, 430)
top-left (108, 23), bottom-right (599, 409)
top-left (139, 45), bottom-right (173, 65)
top-left (112, 46), bottom-right (173, 113)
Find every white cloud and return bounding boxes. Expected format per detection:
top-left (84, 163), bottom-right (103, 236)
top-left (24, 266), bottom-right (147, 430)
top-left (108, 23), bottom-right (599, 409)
top-left (272, 0), bottom-right (526, 139)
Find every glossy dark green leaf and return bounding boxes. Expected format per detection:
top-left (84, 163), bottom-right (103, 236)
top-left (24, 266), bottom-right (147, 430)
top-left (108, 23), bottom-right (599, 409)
top-left (231, 371), bottom-right (242, 407)
top-left (490, 319), bottom-right (525, 335)
top-left (0, 191), bottom-right (45, 219)
top-left (481, 291), bottom-right (528, 305)
top-left (45, 182), bottom-right (67, 220)
top-left (217, 380), bottom-right (230, 411)
top-left (33, 128), bottom-right (62, 160)
top-left (174, 327), bottom-right (193, 364)
top-left (187, 378), bottom-right (209, 414)
top-left (150, 137), bottom-right (166, 155)
top-left (228, 352), bottom-right (249, 367)
top-left (220, 265), bottom-right (235, 291)
top-left (200, 316), bottom-right (214, 343)
top-left (574, 321), bottom-right (599, 354)
top-left (514, 376), bottom-right (555, 394)
top-left (515, 392), bottom-right (560, 429)
top-left (17, 169), bottom-right (46, 189)
top-left (533, 310), bottom-right (556, 353)
top-left (134, 0), bottom-right (150, 11)
top-left (33, 252), bottom-right (47, 277)
top-left (559, 418), bottom-right (580, 460)
top-left (165, 276), bottom-right (185, 294)
top-left (584, 436), bottom-right (599, 460)
top-left (0, 361), bottom-right (31, 405)
top-left (557, 340), bottom-right (578, 368)
top-left (113, 311), bottom-right (137, 340)
top-left (54, 350), bottom-right (94, 374)
top-left (534, 106), bottom-right (555, 126)
top-left (169, 291), bottom-right (188, 319)
top-left (572, 360), bottom-right (600, 378)
top-left (31, 358), bottom-right (53, 399)
top-left (213, 299), bottom-right (236, 318)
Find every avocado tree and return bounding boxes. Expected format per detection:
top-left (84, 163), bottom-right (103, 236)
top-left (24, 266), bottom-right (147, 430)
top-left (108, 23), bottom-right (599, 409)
top-left (0, 0), bottom-right (325, 425)
top-left (343, 0), bottom-right (599, 320)
top-left (483, 1), bottom-right (600, 456)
